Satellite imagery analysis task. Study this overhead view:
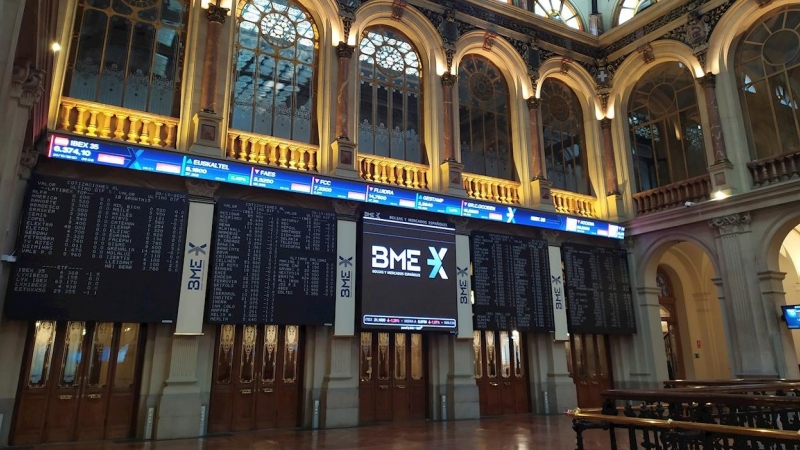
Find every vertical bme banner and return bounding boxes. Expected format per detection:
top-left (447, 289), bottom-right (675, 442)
top-left (548, 246), bottom-right (568, 341)
top-left (455, 234), bottom-right (473, 339)
top-left (175, 201), bottom-right (215, 334)
top-left (334, 219), bottom-right (357, 336)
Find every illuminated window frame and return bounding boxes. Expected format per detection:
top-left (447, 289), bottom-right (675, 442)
top-left (613, 0), bottom-right (654, 26)
top-left (492, 0), bottom-right (583, 30)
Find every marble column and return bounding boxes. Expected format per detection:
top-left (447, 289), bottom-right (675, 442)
top-left (446, 336), bottom-right (480, 420)
top-left (321, 335), bottom-right (359, 427)
top-left (600, 118), bottom-right (619, 195)
top-left (440, 72), bottom-right (464, 194)
top-left (199, 4), bottom-right (227, 113)
top-left (527, 97), bottom-right (552, 209)
top-left (191, 3), bottom-right (228, 154)
top-left (710, 213), bottom-right (779, 377)
top-left (333, 42), bottom-right (358, 178)
top-left (700, 73), bottom-right (738, 194)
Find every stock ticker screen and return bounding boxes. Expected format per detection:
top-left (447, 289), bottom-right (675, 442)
top-left (359, 210), bottom-right (458, 332)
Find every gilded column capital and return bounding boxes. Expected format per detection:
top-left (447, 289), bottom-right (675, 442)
top-left (526, 96), bottom-right (540, 109)
top-left (185, 179), bottom-right (220, 197)
top-left (206, 3), bottom-right (229, 24)
top-left (333, 199), bottom-right (359, 219)
top-left (699, 72), bottom-right (716, 88)
top-left (336, 42), bottom-right (355, 59)
top-left (600, 117), bottom-right (612, 129)
top-left (440, 72), bottom-right (457, 87)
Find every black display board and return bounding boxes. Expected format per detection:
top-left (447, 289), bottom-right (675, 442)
top-left (561, 242), bottom-right (636, 334)
top-left (359, 210), bottom-right (458, 332)
top-left (208, 198), bottom-right (337, 325)
top-left (6, 175), bottom-right (189, 322)
top-left (470, 231), bottom-right (554, 332)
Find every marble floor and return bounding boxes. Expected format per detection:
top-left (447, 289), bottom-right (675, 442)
top-left (20, 415), bottom-right (625, 450)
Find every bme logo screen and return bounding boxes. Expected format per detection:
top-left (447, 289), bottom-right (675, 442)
top-left (360, 212), bottom-right (458, 332)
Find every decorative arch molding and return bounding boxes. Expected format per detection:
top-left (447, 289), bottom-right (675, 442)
top-left (236, 0), bottom-right (342, 45)
top-left (637, 232), bottom-right (721, 290)
top-left (452, 31), bottom-right (531, 97)
top-left (537, 58), bottom-right (598, 116)
top-left (760, 207), bottom-right (800, 273)
top-left (353, 0), bottom-right (445, 65)
top-left (610, 39), bottom-right (704, 118)
top-left (706, 0), bottom-right (798, 75)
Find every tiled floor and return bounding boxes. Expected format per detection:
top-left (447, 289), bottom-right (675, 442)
top-left (23, 415), bottom-right (625, 450)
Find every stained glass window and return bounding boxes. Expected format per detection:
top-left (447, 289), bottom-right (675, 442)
top-left (627, 62), bottom-right (706, 192)
top-left (231, 0), bottom-right (318, 143)
top-left (65, 0), bottom-right (187, 117)
top-left (493, 0), bottom-right (583, 29)
top-left (540, 79), bottom-right (591, 195)
top-left (358, 27), bottom-right (423, 163)
top-left (614, 0), bottom-right (654, 26)
top-left (735, 6), bottom-right (800, 160)
top-left (458, 55), bottom-right (515, 180)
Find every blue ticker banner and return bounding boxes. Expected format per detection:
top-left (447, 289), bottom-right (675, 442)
top-left (48, 134), bottom-right (625, 240)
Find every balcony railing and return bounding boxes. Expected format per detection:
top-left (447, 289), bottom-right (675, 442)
top-left (462, 173), bottom-right (521, 204)
top-left (226, 130), bottom-right (319, 172)
top-left (550, 189), bottom-right (597, 218)
top-left (58, 97), bottom-right (179, 149)
top-left (632, 174), bottom-right (711, 216)
top-left (748, 149), bottom-right (800, 188)
top-left (358, 154), bottom-right (430, 190)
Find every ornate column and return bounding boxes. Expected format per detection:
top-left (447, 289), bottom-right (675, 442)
top-left (527, 97), bottom-right (553, 210)
top-left (155, 180), bottom-right (220, 439)
top-left (700, 73), bottom-right (738, 195)
top-left (440, 72), bottom-right (465, 194)
top-left (333, 42), bottom-right (358, 178)
top-left (709, 213), bottom-right (779, 377)
top-left (191, 3), bottom-right (229, 155)
top-left (600, 117), bottom-right (625, 220)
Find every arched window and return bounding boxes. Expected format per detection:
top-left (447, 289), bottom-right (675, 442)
top-left (735, 6), bottom-right (800, 160)
top-left (492, 0), bottom-right (583, 30)
top-left (540, 79), bottom-right (591, 195)
top-left (357, 26), bottom-right (423, 163)
top-left (627, 62), bottom-right (706, 192)
top-left (64, 0), bottom-right (188, 117)
top-left (230, 0), bottom-right (318, 143)
top-left (458, 55), bottom-right (515, 180)
top-left (613, 0), bottom-right (654, 26)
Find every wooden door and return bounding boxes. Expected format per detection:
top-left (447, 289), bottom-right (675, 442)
top-left (359, 332), bottom-right (426, 423)
top-left (208, 324), bottom-right (303, 433)
top-left (567, 334), bottom-right (613, 408)
top-left (11, 321), bottom-right (144, 446)
top-left (473, 330), bottom-right (530, 416)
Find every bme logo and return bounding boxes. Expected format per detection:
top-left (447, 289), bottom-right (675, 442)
top-left (371, 246), bottom-right (449, 279)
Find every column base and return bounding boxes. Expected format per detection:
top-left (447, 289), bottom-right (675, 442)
top-left (441, 159), bottom-right (467, 196)
top-left (332, 138), bottom-right (358, 179)
top-left (708, 160), bottom-right (738, 197)
top-left (531, 373), bottom-right (576, 414)
top-left (446, 375), bottom-right (480, 420)
top-left (606, 193), bottom-right (625, 222)
top-left (155, 384), bottom-right (204, 439)
top-left (321, 377), bottom-right (359, 428)
top-left (530, 178), bottom-right (555, 211)
top-left (190, 111), bottom-right (223, 157)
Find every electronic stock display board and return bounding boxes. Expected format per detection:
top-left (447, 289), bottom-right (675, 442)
top-left (47, 134), bottom-right (625, 240)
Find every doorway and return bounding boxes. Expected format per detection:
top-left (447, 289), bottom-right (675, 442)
top-left (359, 332), bottom-right (426, 423)
top-left (658, 268), bottom-right (685, 380)
top-left (566, 333), bottom-right (613, 408)
top-left (472, 330), bottom-right (530, 415)
top-left (208, 324), bottom-right (303, 433)
top-left (11, 321), bottom-right (144, 445)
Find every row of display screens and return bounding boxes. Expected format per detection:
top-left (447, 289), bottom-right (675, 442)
top-left (47, 134), bottom-right (625, 240)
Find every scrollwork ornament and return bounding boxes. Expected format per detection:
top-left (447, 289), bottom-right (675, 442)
top-left (448, 217), bottom-right (469, 234)
top-left (336, 42), bottom-right (355, 59)
top-left (709, 213), bottom-right (751, 235)
top-left (18, 147), bottom-right (39, 180)
top-left (333, 199), bottom-right (359, 218)
top-left (206, 3), bottom-right (228, 24)
top-left (185, 178), bottom-right (220, 197)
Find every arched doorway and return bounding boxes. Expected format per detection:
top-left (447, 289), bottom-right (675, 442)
top-left (776, 224), bottom-right (800, 373)
top-left (657, 267), bottom-right (685, 380)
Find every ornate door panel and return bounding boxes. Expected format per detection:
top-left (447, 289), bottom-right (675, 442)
top-left (567, 334), bottom-right (613, 408)
top-left (359, 332), bottom-right (426, 423)
top-left (209, 324), bottom-right (304, 433)
top-left (473, 330), bottom-right (530, 416)
top-left (12, 321), bottom-right (144, 446)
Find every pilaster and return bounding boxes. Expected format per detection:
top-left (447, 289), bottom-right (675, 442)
top-left (709, 213), bottom-right (779, 377)
top-left (320, 335), bottom-right (359, 428)
top-left (155, 335), bottom-right (204, 439)
top-left (757, 270), bottom-right (800, 378)
top-left (446, 336), bottom-right (480, 420)
top-left (633, 286), bottom-right (669, 384)
top-left (441, 158), bottom-right (467, 196)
